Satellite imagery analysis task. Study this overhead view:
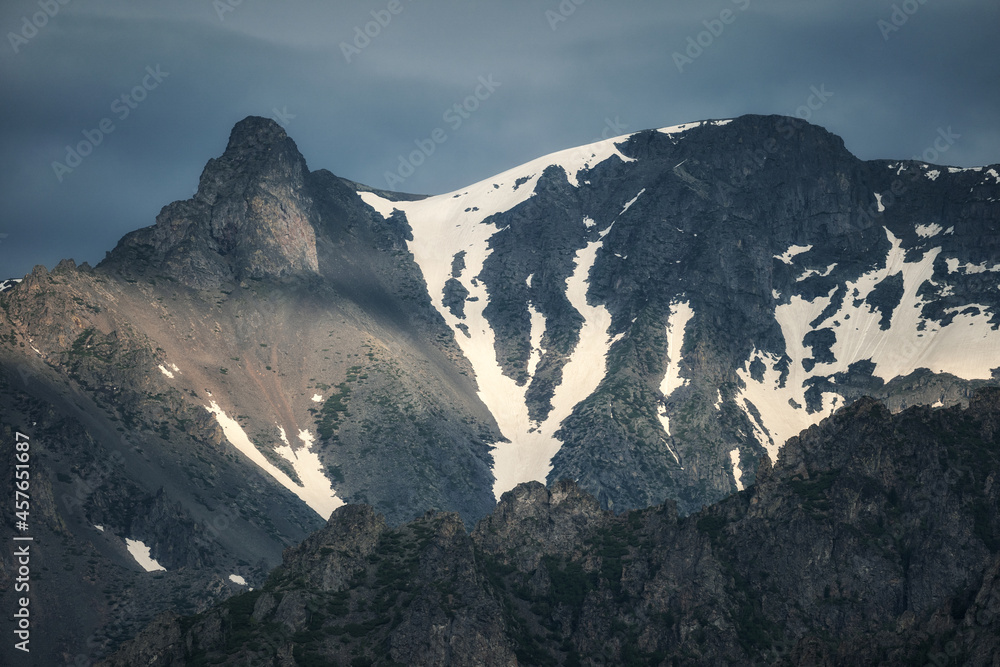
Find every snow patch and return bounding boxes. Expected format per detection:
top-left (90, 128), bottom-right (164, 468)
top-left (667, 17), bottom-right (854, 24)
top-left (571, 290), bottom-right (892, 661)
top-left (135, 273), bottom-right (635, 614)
top-left (742, 226), bottom-right (1000, 460)
top-left (358, 191), bottom-right (398, 218)
top-left (657, 120), bottom-right (713, 135)
top-left (311, 394), bottom-right (323, 402)
top-left (618, 189), bottom-right (645, 217)
top-left (94, 525), bottom-right (104, 532)
top-left (229, 574), bottom-right (247, 586)
top-left (729, 449), bottom-right (744, 491)
top-left (663, 438), bottom-right (681, 466)
top-left (926, 170), bottom-right (940, 181)
top-left (946, 258), bottom-right (1000, 274)
top-left (657, 301), bottom-right (694, 438)
top-left (125, 538), bottom-right (166, 572)
top-left (660, 302), bottom-right (693, 398)
top-left (773, 244), bottom-right (812, 265)
top-left (737, 346), bottom-right (834, 463)
top-left (526, 304), bottom-right (546, 379)
top-left (915, 223), bottom-right (943, 238)
top-left (796, 263), bottom-right (837, 282)
top-left (205, 401), bottom-right (341, 519)
top-left (986, 168), bottom-right (1000, 184)
top-left (390, 165), bottom-right (626, 500)
top-left (875, 193), bottom-right (885, 212)
top-left (157, 365), bottom-right (174, 379)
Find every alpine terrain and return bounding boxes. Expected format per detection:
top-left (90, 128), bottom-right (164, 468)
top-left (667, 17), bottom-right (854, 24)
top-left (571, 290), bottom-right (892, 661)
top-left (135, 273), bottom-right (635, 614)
top-left (1, 113), bottom-right (999, 663)
top-left (100, 389), bottom-right (1000, 666)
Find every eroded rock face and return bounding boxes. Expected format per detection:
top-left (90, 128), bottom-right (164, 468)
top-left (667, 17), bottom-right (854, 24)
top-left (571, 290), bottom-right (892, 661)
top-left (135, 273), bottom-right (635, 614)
top-left (103, 117), bottom-right (319, 287)
top-left (101, 390), bottom-right (1000, 666)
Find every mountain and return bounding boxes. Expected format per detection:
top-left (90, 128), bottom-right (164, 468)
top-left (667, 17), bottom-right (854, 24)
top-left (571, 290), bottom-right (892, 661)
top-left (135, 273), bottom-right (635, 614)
top-left (99, 389), bottom-right (1000, 666)
top-left (1, 113), bottom-right (999, 663)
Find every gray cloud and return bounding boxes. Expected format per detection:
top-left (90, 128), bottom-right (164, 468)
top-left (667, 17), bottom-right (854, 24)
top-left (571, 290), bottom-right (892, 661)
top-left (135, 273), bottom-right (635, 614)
top-left (0, 0), bottom-right (997, 279)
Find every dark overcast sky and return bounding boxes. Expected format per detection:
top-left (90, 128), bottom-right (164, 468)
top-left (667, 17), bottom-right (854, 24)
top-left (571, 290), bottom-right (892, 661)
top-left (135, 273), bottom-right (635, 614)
top-left (1, 0), bottom-right (998, 280)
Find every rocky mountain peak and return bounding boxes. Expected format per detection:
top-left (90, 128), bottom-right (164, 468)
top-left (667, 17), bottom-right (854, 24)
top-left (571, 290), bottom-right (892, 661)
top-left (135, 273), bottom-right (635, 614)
top-left (226, 115), bottom-right (292, 153)
top-left (195, 116), bottom-right (308, 206)
top-left (100, 116), bottom-right (320, 287)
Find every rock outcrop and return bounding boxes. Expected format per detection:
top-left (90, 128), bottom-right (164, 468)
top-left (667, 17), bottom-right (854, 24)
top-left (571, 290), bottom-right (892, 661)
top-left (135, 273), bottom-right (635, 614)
top-left (102, 117), bottom-right (320, 287)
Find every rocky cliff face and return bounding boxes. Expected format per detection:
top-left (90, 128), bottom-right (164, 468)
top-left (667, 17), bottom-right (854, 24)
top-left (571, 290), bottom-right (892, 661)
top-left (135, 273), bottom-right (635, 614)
top-left (100, 390), bottom-right (1000, 666)
top-left (103, 117), bottom-right (319, 287)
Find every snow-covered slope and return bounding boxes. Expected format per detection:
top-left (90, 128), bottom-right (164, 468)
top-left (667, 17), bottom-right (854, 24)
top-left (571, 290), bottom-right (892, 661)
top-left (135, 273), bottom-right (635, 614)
top-left (0, 278), bottom-right (22, 292)
top-left (358, 116), bottom-right (1000, 508)
top-left (359, 125), bottom-right (722, 497)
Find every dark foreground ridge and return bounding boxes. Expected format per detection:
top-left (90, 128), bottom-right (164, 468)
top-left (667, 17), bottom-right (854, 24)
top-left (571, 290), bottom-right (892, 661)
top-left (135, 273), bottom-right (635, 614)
top-left (102, 390), bottom-right (1000, 666)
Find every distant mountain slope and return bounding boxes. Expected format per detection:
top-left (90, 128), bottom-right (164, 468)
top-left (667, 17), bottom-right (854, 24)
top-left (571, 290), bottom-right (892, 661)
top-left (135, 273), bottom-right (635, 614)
top-left (100, 390), bottom-right (1000, 666)
top-left (2, 114), bottom-right (999, 664)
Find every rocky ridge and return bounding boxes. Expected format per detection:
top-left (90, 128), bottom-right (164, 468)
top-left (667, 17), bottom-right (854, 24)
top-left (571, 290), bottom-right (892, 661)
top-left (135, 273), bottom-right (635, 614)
top-left (101, 390), bottom-right (1000, 666)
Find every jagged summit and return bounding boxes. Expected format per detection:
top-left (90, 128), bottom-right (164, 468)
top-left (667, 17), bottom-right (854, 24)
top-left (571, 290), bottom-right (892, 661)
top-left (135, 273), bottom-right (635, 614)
top-left (194, 116), bottom-right (310, 205)
top-left (224, 115), bottom-right (292, 153)
top-left (100, 115), bottom-right (319, 287)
